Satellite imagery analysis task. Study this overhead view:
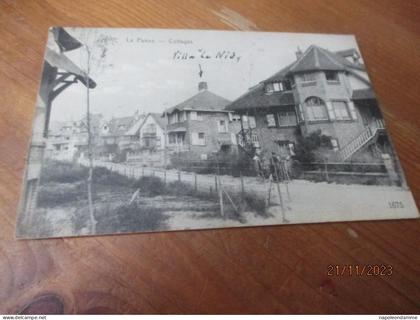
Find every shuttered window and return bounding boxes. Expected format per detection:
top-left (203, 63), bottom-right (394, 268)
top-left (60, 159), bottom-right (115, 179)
top-left (332, 101), bottom-right (351, 120)
top-left (348, 101), bottom-right (358, 120)
top-left (266, 114), bottom-right (276, 127)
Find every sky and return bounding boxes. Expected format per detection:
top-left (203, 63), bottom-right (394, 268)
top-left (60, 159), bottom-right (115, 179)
top-left (49, 28), bottom-right (362, 122)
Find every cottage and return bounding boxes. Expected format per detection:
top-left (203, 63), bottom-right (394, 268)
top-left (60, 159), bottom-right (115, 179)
top-left (226, 45), bottom-right (394, 164)
top-left (101, 116), bottom-right (136, 145)
top-left (125, 112), bottom-right (168, 166)
top-left (164, 81), bottom-right (239, 161)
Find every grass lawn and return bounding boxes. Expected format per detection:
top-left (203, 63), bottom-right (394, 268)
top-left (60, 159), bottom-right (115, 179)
top-left (30, 160), bottom-right (268, 237)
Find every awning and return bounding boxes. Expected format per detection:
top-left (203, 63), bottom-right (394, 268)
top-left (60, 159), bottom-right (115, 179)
top-left (45, 48), bottom-right (96, 88)
top-left (168, 127), bottom-right (187, 133)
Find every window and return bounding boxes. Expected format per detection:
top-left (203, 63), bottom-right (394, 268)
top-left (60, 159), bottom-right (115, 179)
top-left (169, 113), bottom-right (177, 124)
top-left (273, 82), bottom-right (283, 91)
top-left (325, 71), bottom-right (340, 82)
top-left (277, 141), bottom-right (295, 156)
top-left (218, 120), bottom-right (228, 133)
top-left (332, 101), bottom-right (351, 120)
top-left (169, 134), bottom-right (176, 144)
top-left (330, 138), bottom-right (339, 151)
top-left (192, 132), bottom-right (206, 145)
top-left (266, 114), bottom-right (276, 127)
top-left (300, 73), bottom-right (316, 82)
top-left (305, 97), bottom-right (329, 121)
top-left (144, 123), bottom-right (156, 134)
top-left (248, 116), bottom-right (256, 128)
top-left (175, 112), bottom-right (186, 122)
top-left (265, 83), bottom-right (274, 93)
top-left (265, 81), bottom-right (291, 93)
top-left (283, 80), bottom-right (292, 90)
top-left (278, 111), bottom-right (298, 126)
top-left (231, 114), bottom-right (241, 122)
top-left (190, 111), bottom-right (202, 121)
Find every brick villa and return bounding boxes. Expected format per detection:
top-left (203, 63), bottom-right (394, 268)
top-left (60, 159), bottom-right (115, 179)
top-left (164, 81), bottom-right (240, 161)
top-left (227, 45), bottom-right (396, 161)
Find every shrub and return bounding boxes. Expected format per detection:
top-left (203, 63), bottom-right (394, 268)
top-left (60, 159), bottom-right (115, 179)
top-left (41, 160), bottom-right (88, 184)
top-left (96, 202), bottom-right (168, 233)
top-left (132, 176), bottom-right (166, 196)
top-left (242, 192), bottom-right (268, 216)
top-left (294, 129), bottom-right (332, 163)
top-left (36, 182), bottom-right (92, 207)
top-left (92, 167), bottom-right (133, 186)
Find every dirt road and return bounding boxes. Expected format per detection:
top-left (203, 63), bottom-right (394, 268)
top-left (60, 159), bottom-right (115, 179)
top-left (79, 159), bottom-right (419, 225)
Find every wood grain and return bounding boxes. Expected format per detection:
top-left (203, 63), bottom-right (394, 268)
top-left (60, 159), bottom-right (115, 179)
top-left (0, 0), bottom-right (419, 314)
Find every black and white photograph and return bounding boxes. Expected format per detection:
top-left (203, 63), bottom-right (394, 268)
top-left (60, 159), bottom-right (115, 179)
top-left (16, 27), bottom-right (419, 239)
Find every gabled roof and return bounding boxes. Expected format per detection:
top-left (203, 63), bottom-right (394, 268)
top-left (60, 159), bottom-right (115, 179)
top-left (226, 84), bottom-right (295, 112)
top-left (288, 45), bottom-right (365, 74)
top-left (165, 90), bottom-right (231, 114)
top-left (124, 113), bottom-right (165, 136)
top-left (226, 45), bottom-right (368, 112)
top-left (265, 46), bottom-right (365, 83)
top-left (149, 113), bottom-right (166, 129)
top-left (104, 116), bottom-right (135, 136)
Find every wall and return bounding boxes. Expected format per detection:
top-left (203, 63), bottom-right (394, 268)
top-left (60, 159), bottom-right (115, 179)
top-left (187, 111), bottom-right (233, 159)
top-left (253, 112), bottom-right (298, 158)
top-left (293, 71), bottom-right (367, 148)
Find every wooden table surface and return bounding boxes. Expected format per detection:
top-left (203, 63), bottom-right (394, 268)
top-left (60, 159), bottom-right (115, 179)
top-left (0, 0), bottom-right (419, 314)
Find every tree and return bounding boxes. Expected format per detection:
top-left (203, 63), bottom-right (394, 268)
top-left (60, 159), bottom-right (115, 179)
top-left (79, 30), bottom-right (117, 233)
top-left (293, 129), bottom-right (332, 163)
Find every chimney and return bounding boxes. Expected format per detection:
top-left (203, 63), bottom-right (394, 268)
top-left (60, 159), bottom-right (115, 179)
top-left (198, 81), bottom-right (208, 91)
top-left (295, 47), bottom-right (303, 60)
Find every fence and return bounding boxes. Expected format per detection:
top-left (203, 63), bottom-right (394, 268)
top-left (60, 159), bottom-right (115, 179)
top-left (79, 158), bottom-right (258, 197)
top-left (299, 161), bottom-right (390, 185)
top-left (78, 158), bottom-right (291, 220)
top-left (169, 158), bottom-right (256, 176)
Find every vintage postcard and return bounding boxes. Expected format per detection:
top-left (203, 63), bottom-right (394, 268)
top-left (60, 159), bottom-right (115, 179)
top-left (16, 27), bottom-right (419, 239)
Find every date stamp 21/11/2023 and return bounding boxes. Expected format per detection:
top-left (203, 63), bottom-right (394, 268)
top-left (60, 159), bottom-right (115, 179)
top-left (327, 265), bottom-right (393, 277)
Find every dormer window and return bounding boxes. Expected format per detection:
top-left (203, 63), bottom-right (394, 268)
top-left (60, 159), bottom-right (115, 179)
top-left (273, 82), bottom-right (283, 91)
top-left (265, 81), bottom-right (291, 93)
top-left (325, 71), bottom-right (340, 82)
